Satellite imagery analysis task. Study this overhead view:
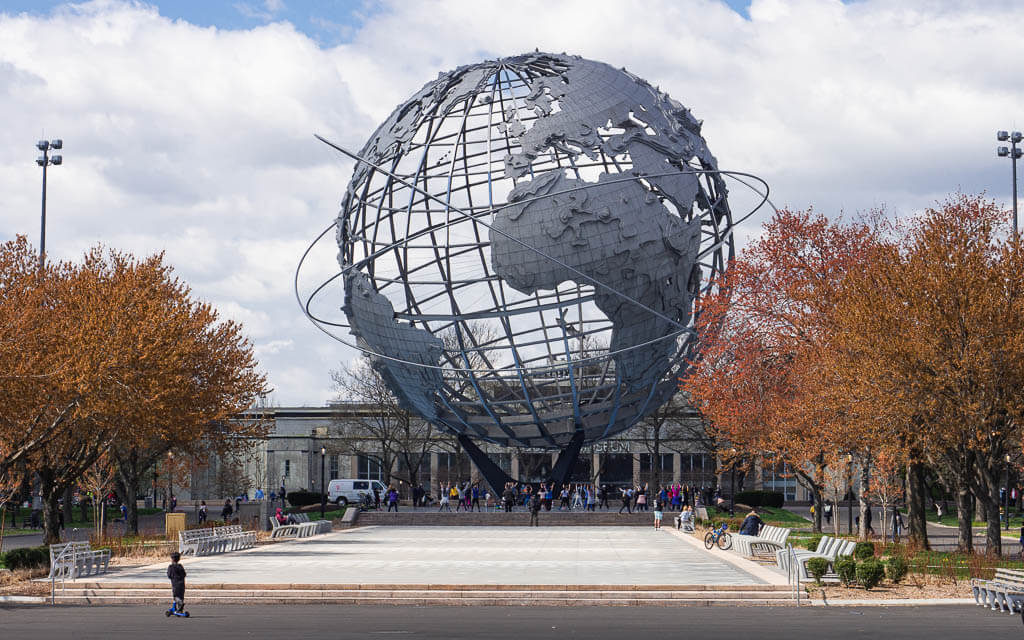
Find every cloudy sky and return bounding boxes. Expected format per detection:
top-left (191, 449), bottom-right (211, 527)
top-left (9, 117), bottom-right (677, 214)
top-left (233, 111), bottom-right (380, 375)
top-left (0, 0), bottom-right (1020, 406)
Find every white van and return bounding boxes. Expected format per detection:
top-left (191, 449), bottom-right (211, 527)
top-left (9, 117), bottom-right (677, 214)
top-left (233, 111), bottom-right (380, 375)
top-left (327, 479), bottom-right (387, 506)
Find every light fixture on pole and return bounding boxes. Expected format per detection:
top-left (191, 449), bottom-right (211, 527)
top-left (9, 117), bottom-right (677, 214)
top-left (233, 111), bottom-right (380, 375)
top-left (997, 130), bottom-right (1022, 238)
top-left (35, 138), bottom-right (63, 269)
top-left (320, 447), bottom-right (327, 519)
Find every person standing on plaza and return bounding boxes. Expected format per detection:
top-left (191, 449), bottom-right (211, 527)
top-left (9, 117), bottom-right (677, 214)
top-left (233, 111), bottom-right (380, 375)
top-left (636, 485), bottom-right (647, 512)
top-left (586, 485), bottom-right (596, 512)
top-left (529, 490), bottom-right (541, 526)
top-left (599, 484), bottom-right (610, 510)
top-left (386, 486), bottom-right (399, 512)
top-left (823, 501), bottom-right (833, 526)
top-left (653, 498), bottom-right (664, 529)
top-left (454, 483), bottom-right (466, 512)
top-left (198, 501), bottom-right (207, 524)
top-left (471, 484), bottom-right (481, 512)
top-left (221, 498), bottom-right (233, 522)
top-left (571, 485), bottom-right (583, 511)
top-left (619, 486), bottom-right (632, 514)
top-left (439, 483), bottom-right (451, 512)
top-left (502, 483), bottom-right (515, 513)
top-left (559, 485), bottom-right (570, 510)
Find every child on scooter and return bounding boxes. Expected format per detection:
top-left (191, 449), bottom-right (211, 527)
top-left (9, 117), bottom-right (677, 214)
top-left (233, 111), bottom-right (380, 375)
top-left (167, 551), bottom-right (187, 616)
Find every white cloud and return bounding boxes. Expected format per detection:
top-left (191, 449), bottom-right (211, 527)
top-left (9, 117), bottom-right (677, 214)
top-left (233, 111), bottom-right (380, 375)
top-left (1, 0), bottom-right (1020, 404)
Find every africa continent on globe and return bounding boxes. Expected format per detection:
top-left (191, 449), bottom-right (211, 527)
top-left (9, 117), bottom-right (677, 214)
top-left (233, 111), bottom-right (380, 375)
top-left (333, 52), bottom-right (734, 467)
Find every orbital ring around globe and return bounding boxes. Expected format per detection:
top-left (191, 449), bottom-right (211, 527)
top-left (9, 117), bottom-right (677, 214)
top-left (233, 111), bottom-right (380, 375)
top-left (297, 52), bottom-right (777, 454)
top-left (295, 165), bottom-right (776, 371)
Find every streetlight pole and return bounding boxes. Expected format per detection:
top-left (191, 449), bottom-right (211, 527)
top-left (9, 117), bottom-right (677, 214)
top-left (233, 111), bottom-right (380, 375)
top-left (1006, 454), bottom-right (1012, 531)
top-left (35, 139), bottom-right (63, 269)
top-left (997, 130), bottom-right (1022, 239)
top-left (847, 454), bottom-right (853, 535)
top-left (320, 447), bottom-right (326, 519)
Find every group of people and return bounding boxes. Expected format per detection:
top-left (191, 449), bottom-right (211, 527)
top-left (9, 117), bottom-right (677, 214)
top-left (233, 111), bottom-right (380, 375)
top-left (428, 481), bottom-right (714, 517)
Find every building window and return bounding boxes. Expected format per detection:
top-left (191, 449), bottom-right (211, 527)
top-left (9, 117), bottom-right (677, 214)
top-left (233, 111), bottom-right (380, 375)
top-left (329, 455), bottom-right (339, 480)
top-left (283, 460), bottom-right (290, 478)
top-left (762, 462), bottom-right (797, 502)
top-left (357, 455), bottom-right (384, 481)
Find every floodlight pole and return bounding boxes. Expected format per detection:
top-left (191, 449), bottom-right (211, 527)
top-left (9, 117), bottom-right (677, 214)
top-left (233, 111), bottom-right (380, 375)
top-left (320, 447), bottom-right (326, 519)
top-left (35, 139), bottom-right (63, 270)
top-left (997, 131), bottom-right (1022, 239)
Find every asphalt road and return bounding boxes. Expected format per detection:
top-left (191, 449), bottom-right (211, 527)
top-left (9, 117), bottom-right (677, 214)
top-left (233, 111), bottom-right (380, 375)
top-left (0, 604), bottom-right (1017, 639)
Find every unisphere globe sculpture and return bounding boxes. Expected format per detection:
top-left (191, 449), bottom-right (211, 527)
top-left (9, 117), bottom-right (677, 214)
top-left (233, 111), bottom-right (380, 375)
top-left (311, 52), bottom-right (750, 491)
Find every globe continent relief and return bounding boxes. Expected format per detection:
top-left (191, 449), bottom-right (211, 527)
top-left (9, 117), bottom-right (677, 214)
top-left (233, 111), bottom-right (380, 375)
top-left (337, 52), bottom-right (733, 452)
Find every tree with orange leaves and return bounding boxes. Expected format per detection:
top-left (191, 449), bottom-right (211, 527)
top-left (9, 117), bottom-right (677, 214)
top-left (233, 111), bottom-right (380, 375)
top-left (683, 208), bottom-right (881, 534)
top-left (830, 194), bottom-right (1024, 554)
top-left (0, 237), bottom-right (269, 542)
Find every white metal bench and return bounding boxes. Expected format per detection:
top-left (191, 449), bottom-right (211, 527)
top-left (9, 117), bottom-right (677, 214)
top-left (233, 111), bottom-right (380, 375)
top-left (734, 524), bottom-right (791, 557)
top-left (973, 568), bottom-right (1024, 612)
top-left (179, 524), bottom-right (256, 556)
top-left (292, 512), bottom-right (332, 534)
top-left (776, 536), bottom-right (855, 581)
top-left (48, 541), bottom-right (110, 579)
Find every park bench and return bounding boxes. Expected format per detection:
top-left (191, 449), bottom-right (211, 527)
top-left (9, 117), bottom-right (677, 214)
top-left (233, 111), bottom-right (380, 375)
top-left (179, 524), bottom-right (257, 556)
top-left (48, 541), bottom-right (110, 580)
top-left (734, 524), bottom-right (791, 558)
top-left (268, 516), bottom-right (307, 539)
top-left (291, 512), bottom-right (332, 534)
top-left (972, 568), bottom-right (1024, 613)
top-left (776, 536), bottom-right (856, 581)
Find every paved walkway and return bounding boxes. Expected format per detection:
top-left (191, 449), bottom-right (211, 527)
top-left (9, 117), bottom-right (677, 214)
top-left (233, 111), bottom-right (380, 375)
top-left (96, 526), bottom-right (770, 586)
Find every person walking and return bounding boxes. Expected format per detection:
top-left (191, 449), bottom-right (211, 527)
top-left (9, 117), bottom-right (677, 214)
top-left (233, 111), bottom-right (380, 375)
top-left (823, 501), bottom-right (833, 526)
top-left (220, 498), bottom-right (233, 522)
top-left (529, 491), bottom-right (541, 527)
top-left (890, 505), bottom-right (904, 543)
top-left (386, 486), bottom-right (399, 512)
top-left (198, 501), bottom-right (207, 524)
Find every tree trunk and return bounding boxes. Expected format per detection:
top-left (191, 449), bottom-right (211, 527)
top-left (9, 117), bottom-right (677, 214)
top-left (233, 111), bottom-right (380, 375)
top-left (38, 468), bottom-right (62, 545)
top-left (955, 482), bottom-right (974, 553)
top-left (907, 459), bottom-right (930, 549)
top-left (858, 458), bottom-right (871, 540)
top-left (62, 486), bottom-right (74, 531)
top-left (984, 472), bottom-right (1003, 557)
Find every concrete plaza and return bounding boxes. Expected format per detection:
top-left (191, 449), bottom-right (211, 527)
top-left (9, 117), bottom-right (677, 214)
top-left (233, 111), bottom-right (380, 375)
top-left (96, 526), bottom-right (780, 586)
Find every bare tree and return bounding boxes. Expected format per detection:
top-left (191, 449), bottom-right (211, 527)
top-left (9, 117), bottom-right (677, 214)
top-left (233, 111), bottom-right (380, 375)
top-left (331, 357), bottom-right (436, 487)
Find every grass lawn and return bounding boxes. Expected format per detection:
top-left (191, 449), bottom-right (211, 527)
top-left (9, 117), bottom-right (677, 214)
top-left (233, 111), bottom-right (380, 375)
top-left (915, 509), bottom-right (1024, 530)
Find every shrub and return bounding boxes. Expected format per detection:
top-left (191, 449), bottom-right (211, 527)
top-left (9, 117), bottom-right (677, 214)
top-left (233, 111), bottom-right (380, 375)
top-left (803, 534), bottom-right (824, 551)
top-left (885, 556), bottom-right (909, 584)
top-left (1, 545), bottom-right (49, 570)
top-left (734, 490), bottom-right (785, 508)
top-left (285, 491), bottom-right (321, 507)
top-left (835, 556), bottom-right (857, 586)
top-left (857, 559), bottom-right (885, 590)
top-left (806, 557), bottom-right (830, 585)
top-left (854, 541), bottom-right (876, 560)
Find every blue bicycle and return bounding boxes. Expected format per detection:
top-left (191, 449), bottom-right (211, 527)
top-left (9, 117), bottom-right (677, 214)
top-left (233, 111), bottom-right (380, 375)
top-left (704, 523), bottom-right (732, 550)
